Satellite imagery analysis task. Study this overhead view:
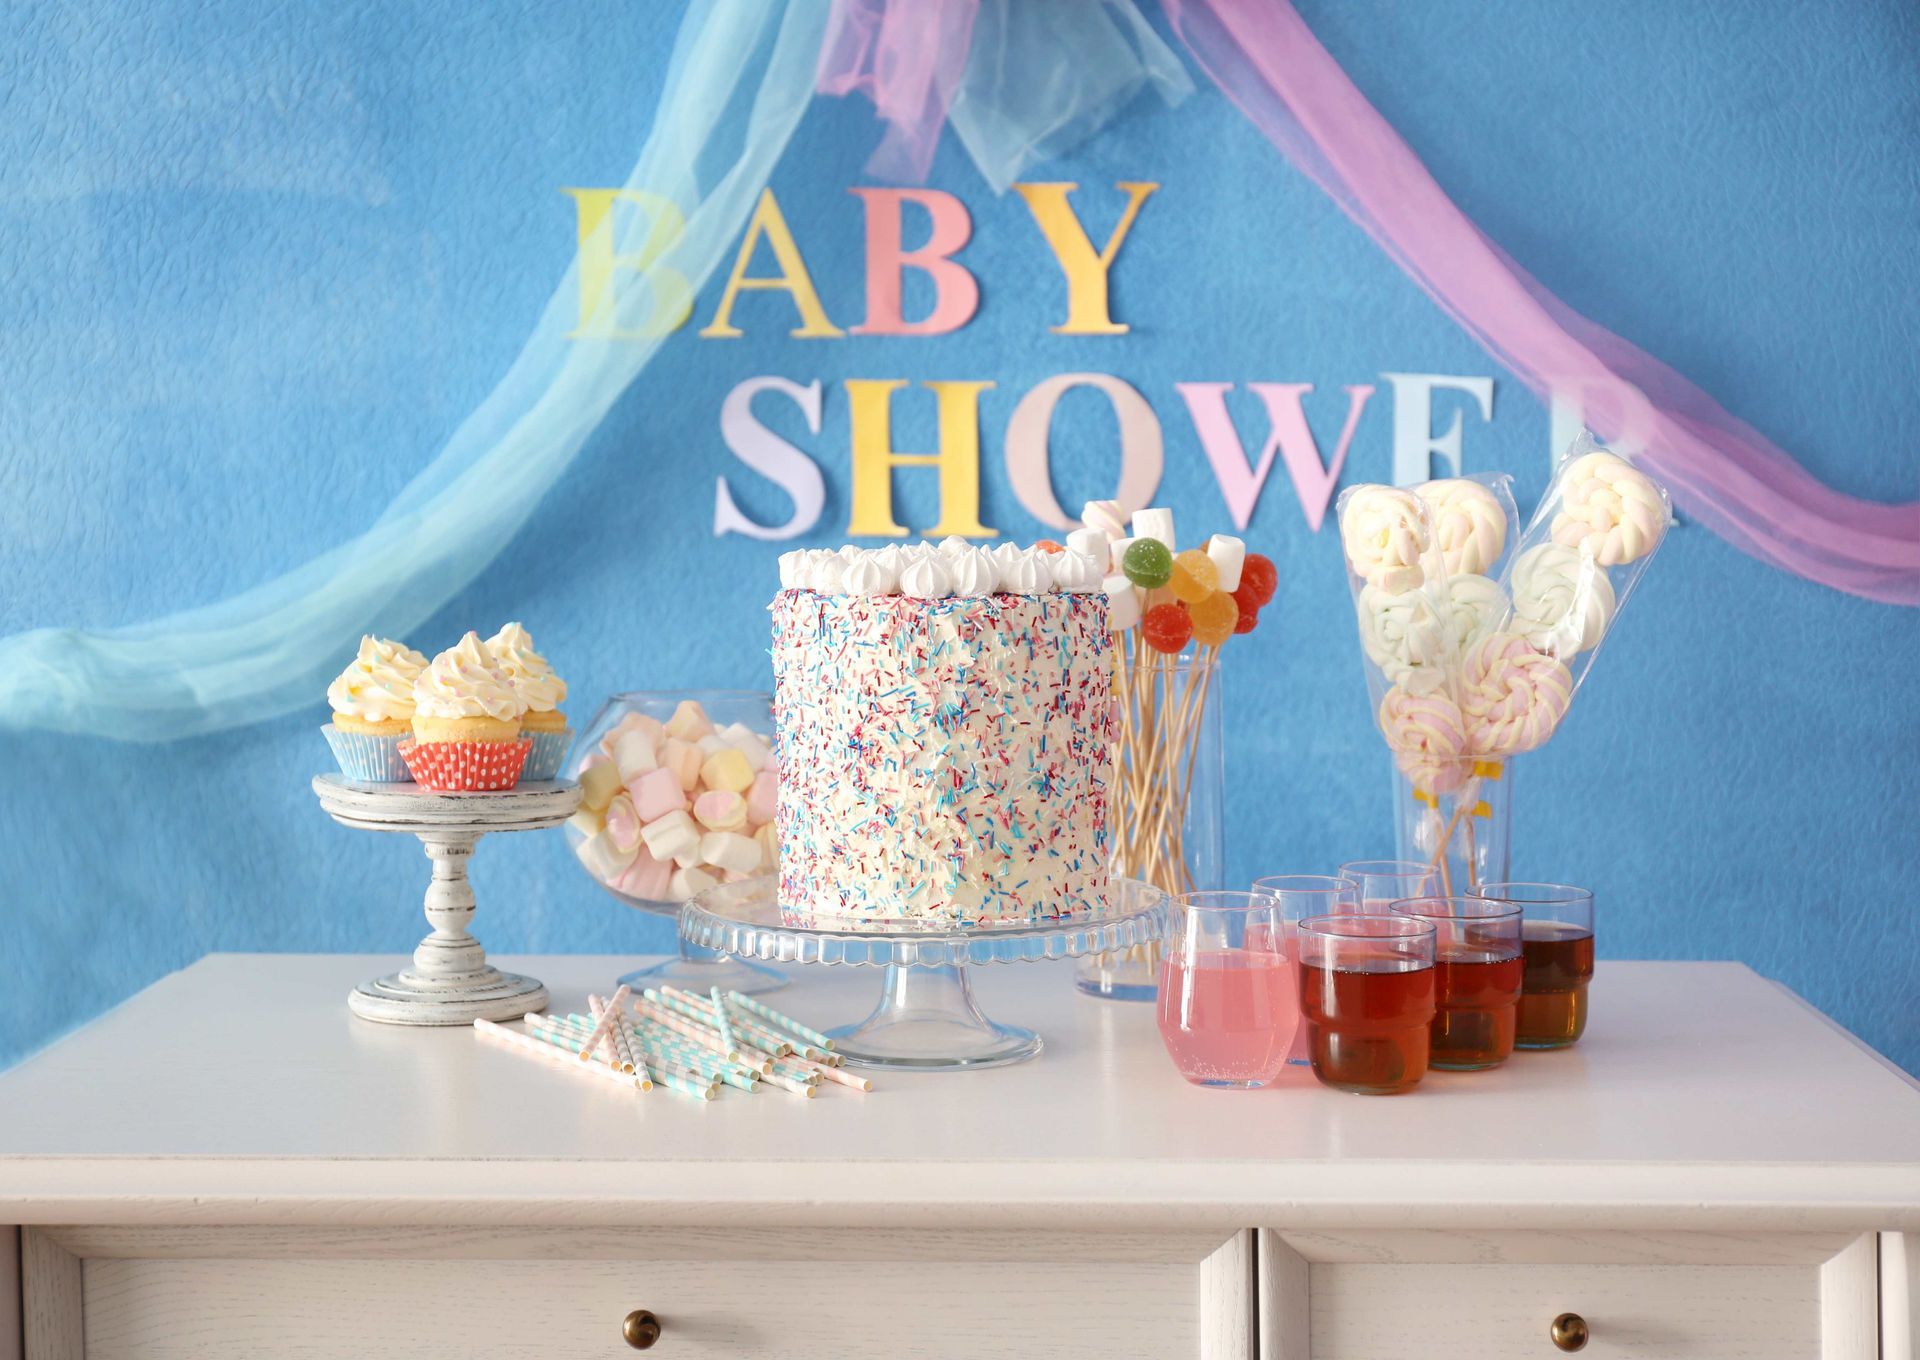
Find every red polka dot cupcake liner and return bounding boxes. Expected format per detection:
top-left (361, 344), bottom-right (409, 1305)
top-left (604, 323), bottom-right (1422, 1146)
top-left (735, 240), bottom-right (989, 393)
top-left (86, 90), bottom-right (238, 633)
top-left (398, 737), bottom-right (533, 792)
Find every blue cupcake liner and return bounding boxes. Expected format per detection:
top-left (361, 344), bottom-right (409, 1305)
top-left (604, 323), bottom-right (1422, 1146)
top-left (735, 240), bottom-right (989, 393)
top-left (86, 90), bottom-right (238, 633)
top-left (523, 727), bottom-right (573, 782)
top-left (322, 725), bottom-right (413, 782)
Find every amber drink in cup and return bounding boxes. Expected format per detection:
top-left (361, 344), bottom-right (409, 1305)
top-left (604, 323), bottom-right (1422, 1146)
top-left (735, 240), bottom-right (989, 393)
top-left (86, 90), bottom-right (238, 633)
top-left (1392, 895), bottom-right (1524, 1070)
top-left (1473, 882), bottom-right (1595, 1049)
top-left (1295, 914), bottom-right (1437, 1095)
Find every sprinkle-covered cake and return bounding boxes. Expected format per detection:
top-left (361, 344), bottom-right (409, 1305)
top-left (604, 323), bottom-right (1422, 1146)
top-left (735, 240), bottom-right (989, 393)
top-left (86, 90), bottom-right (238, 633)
top-left (771, 539), bottom-right (1111, 928)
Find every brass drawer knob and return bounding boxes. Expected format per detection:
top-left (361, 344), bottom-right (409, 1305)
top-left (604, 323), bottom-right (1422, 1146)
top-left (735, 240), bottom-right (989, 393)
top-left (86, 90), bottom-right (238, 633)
top-left (1550, 1312), bottom-right (1589, 1352)
top-left (623, 1309), bottom-right (662, 1350)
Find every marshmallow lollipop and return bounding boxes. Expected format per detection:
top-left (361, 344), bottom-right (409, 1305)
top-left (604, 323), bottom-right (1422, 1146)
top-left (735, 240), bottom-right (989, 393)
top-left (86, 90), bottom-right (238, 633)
top-left (1356, 586), bottom-right (1448, 694)
top-left (1510, 542), bottom-right (1616, 657)
top-left (1550, 451), bottom-right (1667, 565)
top-left (1340, 486), bottom-right (1432, 591)
top-left (1417, 478), bottom-right (1507, 576)
top-left (1439, 573), bottom-right (1508, 655)
top-left (1459, 631), bottom-right (1573, 755)
top-left (1378, 685), bottom-right (1471, 794)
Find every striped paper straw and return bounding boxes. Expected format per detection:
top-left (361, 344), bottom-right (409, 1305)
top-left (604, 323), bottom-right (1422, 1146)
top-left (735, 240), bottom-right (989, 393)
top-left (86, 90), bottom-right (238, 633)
top-left (658, 987), bottom-right (793, 1059)
top-left (759, 1067), bottom-right (816, 1098)
top-left (727, 990), bottom-right (835, 1050)
top-left (647, 987), bottom-right (730, 1038)
top-left (641, 1037), bottom-right (759, 1094)
top-left (475, 1019), bottom-right (649, 1092)
top-left (771, 1057), bottom-right (822, 1086)
top-left (543, 1016), bottom-right (705, 1093)
top-left (632, 1026), bottom-right (739, 1089)
top-left (633, 998), bottom-right (739, 1062)
top-left (576, 983), bottom-right (631, 1063)
top-left (527, 1015), bottom-right (632, 1074)
top-left (798, 1057), bottom-right (872, 1092)
top-left (708, 986), bottom-right (739, 1055)
top-left (591, 993), bottom-right (639, 1075)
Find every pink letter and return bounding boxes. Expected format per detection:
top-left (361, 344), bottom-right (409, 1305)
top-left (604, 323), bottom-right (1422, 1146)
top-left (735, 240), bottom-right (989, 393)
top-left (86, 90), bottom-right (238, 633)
top-left (1176, 382), bottom-right (1375, 531)
top-left (849, 188), bottom-right (979, 336)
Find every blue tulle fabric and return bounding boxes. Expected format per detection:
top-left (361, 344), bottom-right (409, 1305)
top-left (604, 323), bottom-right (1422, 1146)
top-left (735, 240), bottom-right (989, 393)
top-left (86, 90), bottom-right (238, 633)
top-left (0, 1), bottom-right (827, 740)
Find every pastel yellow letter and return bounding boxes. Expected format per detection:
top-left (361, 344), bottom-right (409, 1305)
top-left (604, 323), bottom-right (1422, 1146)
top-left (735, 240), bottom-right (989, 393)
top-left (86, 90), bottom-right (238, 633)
top-left (1013, 181), bottom-right (1159, 335)
top-left (846, 379), bottom-right (997, 538)
top-left (700, 189), bottom-right (844, 339)
top-left (563, 188), bottom-right (692, 339)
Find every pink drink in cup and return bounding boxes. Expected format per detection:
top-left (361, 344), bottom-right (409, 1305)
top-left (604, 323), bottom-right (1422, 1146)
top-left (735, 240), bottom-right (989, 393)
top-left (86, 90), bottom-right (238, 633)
top-left (1157, 891), bottom-right (1298, 1088)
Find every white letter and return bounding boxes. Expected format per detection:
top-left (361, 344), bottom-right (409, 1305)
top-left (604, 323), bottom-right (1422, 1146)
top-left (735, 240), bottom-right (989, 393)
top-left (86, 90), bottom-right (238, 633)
top-left (1003, 372), bottom-right (1163, 530)
top-left (1382, 372), bottom-right (1494, 486)
top-left (713, 376), bottom-right (825, 540)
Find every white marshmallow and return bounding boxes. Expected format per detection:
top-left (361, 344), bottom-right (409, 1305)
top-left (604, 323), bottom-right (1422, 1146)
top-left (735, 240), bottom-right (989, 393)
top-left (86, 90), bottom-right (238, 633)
top-left (1066, 527), bottom-right (1110, 565)
top-left (1103, 574), bottom-right (1142, 631)
top-left (1206, 534), bottom-right (1247, 593)
top-left (700, 830), bottom-right (762, 873)
top-left (667, 864), bottom-right (719, 903)
top-left (612, 729), bottom-right (658, 781)
top-left (1130, 507), bottom-right (1175, 550)
top-left (639, 809), bottom-right (701, 862)
top-left (1109, 536), bottom-right (1135, 572)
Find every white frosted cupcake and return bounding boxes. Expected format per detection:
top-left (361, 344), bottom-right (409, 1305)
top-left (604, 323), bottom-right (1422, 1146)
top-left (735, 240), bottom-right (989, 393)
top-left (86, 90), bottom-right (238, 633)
top-left (485, 622), bottom-right (571, 781)
top-left (323, 636), bottom-right (429, 781)
top-left (401, 632), bottom-right (529, 791)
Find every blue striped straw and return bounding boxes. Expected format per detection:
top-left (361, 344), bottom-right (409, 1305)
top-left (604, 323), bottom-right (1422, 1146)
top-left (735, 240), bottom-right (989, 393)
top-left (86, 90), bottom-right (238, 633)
top-left (727, 989), bottom-right (835, 1051)
top-left (630, 1023), bottom-right (735, 1090)
top-left (709, 986), bottom-right (739, 1055)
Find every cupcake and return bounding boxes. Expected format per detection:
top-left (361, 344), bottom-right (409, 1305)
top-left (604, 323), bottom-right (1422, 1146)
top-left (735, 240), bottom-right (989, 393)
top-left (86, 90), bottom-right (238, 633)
top-left (485, 621), bottom-right (571, 781)
top-left (323, 636), bottom-right (430, 782)
top-left (400, 631), bottom-right (531, 791)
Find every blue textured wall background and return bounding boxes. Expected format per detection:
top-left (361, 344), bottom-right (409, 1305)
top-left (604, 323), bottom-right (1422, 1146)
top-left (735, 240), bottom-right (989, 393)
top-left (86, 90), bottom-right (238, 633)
top-left (2, 1), bottom-right (1915, 1071)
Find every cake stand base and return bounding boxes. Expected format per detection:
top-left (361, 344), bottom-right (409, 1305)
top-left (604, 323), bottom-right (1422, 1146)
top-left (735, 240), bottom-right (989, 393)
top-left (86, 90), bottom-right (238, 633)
top-left (313, 775), bottom-right (579, 1027)
top-left (830, 963), bottom-right (1039, 1070)
top-left (679, 876), bottom-right (1165, 1072)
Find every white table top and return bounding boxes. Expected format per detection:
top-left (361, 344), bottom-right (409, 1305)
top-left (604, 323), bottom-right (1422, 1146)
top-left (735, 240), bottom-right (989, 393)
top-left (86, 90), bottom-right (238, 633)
top-left (0, 955), bottom-right (1915, 1231)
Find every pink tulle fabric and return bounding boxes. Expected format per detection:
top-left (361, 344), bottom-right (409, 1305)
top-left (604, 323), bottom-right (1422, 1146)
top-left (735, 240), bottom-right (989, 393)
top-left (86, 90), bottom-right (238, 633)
top-left (816, 0), bottom-right (980, 182)
top-left (1164, 0), bottom-right (1920, 605)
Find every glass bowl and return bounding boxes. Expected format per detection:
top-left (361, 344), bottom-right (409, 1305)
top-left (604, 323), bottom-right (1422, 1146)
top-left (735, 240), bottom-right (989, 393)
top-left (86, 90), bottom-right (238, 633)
top-left (564, 688), bottom-right (787, 995)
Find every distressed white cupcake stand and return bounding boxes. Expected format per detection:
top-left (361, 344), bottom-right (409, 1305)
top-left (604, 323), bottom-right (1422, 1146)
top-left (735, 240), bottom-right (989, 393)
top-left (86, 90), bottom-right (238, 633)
top-left (312, 773), bottom-right (581, 1025)
top-left (680, 876), bottom-right (1165, 1071)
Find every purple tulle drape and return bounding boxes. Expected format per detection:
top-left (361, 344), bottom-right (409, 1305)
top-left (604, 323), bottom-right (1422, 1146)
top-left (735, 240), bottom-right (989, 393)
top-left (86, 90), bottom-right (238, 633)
top-left (816, 0), bottom-right (979, 182)
top-left (1162, 0), bottom-right (1919, 605)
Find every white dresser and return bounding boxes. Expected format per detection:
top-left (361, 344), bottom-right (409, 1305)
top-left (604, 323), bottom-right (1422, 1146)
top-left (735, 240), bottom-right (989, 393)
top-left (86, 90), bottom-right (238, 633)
top-left (2, 955), bottom-right (1915, 1358)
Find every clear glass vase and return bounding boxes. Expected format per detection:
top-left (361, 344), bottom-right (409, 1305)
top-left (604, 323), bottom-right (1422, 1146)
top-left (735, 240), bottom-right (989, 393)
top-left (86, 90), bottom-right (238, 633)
top-left (1076, 651), bottom-right (1225, 1001)
top-left (1390, 754), bottom-right (1513, 897)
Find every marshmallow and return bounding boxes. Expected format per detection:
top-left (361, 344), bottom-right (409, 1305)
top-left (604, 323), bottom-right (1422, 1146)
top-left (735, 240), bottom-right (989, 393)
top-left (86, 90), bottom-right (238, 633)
top-left (696, 733), bottom-right (728, 758)
top-left (1205, 534), bottom-right (1246, 593)
top-left (1108, 536), bottom-right (1135, 572)
top-left (629, 765), bottom-right (687, 821)
top-left (566, 805), bottom-right (605, 838)
top-left (597, 711), bottom-right (663, 757)
top-left (754, 821), bottom-right (780, 871)
top-left (614, 846), bottom-right (672, 901)
top-left (603, 793), bottom-right (644, 855)
top-left (1131, 507), bottom-right (1175, 550)
top-left (640, 809), bottom-right (702, 862)
top-left (700, 830), bottom-right (762, 874)
top-left (746, 768), bottom-right (778, 825)
top-left (701, 747), bottom-right (755, 794)
top-left (1103, 574), bottom-right (1142, 631)
top-left (578, 759), bottom-right (623, 813)
top-left (1066, 527), bottom-right (1110, 565)
top-left (577, 828), bottom-right (638, 882)
top-left (1080, 499), bottom-right (1128, 540)
top-left (667, 864), bottom-right (720, 903)
top-left (612, 729), bottom-right (658, 781)
top-left (692, 788), bottom-right (748, 832)
top-left (721, 724), bottom-right (770, 771)
top-left (664, 699), bottom-right (713, 742)
top-left (661, 738), bottom-right (703, 792)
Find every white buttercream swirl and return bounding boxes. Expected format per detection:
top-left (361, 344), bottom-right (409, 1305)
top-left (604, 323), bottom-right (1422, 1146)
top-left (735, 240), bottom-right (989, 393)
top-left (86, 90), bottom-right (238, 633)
top-left (327, 635), bottom-right (429, 723)
top-left (780, 542), bottom-right (1075, 596)
top-left (996, 550), bottom-right (1046, 593)
top-left (484, 621), bottom-right (567, 712)
top-left (844, 553), bottom-right (898, 597)
top-left (949, 548), bottom-right (996, 597)
top-left (900, 555), bottom-right (953, 599)
top-left (1052, 549), bottom-right (1103, 593)
top-left (412, 631), bottom-right (525, 722)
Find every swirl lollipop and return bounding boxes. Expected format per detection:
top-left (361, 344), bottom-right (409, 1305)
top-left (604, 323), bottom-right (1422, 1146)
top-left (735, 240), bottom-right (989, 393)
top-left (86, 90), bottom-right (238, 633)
top-left (1439, 573), bottom-right (1508, 655)
top-left (1417, 478), bottom-right (1507, 576)
top-left (1340, 486), bottom-right (1431, 591)
top-left (1460, 631), bottom-right (1573, 755)
top-left (1356, 585), bottom-right (1448, 694)
top-left (1510, 542), bottom-right (1616, 656)
top-left (1550, 451), bottom-right (1667, 565)
top-left (1378, 685), bottom-right (1471, 794)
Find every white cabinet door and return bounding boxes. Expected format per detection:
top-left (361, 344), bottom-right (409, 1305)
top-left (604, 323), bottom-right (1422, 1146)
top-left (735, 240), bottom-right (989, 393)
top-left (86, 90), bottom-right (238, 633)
top-left (25, 1226), bottom-right (1252, 1360)
top-left (1259, 1229), bottom-right (1879, 1360)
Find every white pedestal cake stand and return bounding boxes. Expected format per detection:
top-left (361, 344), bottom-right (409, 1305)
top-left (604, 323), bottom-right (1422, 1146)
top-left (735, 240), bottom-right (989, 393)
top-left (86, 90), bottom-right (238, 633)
top-left (679, 876), bottom-right (1165, 1071)
top-left (313, 774), bottom-right (581, 1025)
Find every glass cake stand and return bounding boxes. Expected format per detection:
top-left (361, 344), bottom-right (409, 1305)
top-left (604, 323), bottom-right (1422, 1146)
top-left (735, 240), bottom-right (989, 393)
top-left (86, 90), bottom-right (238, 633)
top-left (679, 876), bottom-right (1165, 1071)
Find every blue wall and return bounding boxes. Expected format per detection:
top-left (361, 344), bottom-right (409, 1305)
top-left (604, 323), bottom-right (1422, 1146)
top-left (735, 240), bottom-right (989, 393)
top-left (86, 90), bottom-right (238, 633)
top-left (3, 1), bottom-right (1915, 1071)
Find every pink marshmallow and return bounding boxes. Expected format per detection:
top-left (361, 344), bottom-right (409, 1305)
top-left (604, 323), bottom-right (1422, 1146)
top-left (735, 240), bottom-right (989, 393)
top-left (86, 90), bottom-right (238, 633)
top-left (603, 793), bottom-right (643, 855)
top-left (598, 710), bottom-right (664, 757)
top-left (629, 765), bottom-right (686, 822)
top-left (745, 769), bottom-right (778, 826)
top-left (614, 846), bottom-right (672, 901)
top-left (662, 738), bottom-right (703, 792)
top-left (692, 789), bottom-right (747, 832)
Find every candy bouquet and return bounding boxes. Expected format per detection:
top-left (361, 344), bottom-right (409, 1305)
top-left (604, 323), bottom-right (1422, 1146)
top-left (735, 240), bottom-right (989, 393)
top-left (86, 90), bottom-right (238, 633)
top-left (1338, 436), bottom-right (1670, 891)
top-left (1076, 499), bottom-right (1275, 998)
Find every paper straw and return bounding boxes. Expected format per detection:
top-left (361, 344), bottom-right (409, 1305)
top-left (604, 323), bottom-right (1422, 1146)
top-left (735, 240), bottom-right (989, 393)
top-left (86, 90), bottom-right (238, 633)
top-left (633, 1027), bottom-right (741, 1088)
top-left (659, 987), bottom-right (793, 1058)
top-left (527, 1015), bottom-right (632, 1074)
top-left (633, 997), bottom-right (739, 1062)
top-left (591, 993), bottom-right (639, 1075)
top-left (576, 983), bottom-right (631, 1063)
top-left (708, 986), bottom-right (739, 1055)
top-left (797, 1057), bottom-right (873, 1092)
top-left (644, 1039), bottom-right (760, 1094)
top-left (475, 1019), bottom-right (649, 1092)
top-left (771, 1057), bottom-right (821, 1085)
top-left (727, 990), bottom-right (835, 1050)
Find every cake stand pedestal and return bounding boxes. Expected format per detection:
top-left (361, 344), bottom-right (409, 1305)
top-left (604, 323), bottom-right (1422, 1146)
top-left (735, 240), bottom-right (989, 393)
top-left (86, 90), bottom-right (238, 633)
top-left (313, 774), bottom-right (581, 1026)
top-left (680, 877), bottom-right (1165, 1071)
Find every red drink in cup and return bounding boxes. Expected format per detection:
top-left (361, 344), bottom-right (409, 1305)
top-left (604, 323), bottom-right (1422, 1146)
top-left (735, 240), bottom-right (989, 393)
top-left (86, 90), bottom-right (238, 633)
top-left (1295, 914), bottom-right (1437, 1095)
